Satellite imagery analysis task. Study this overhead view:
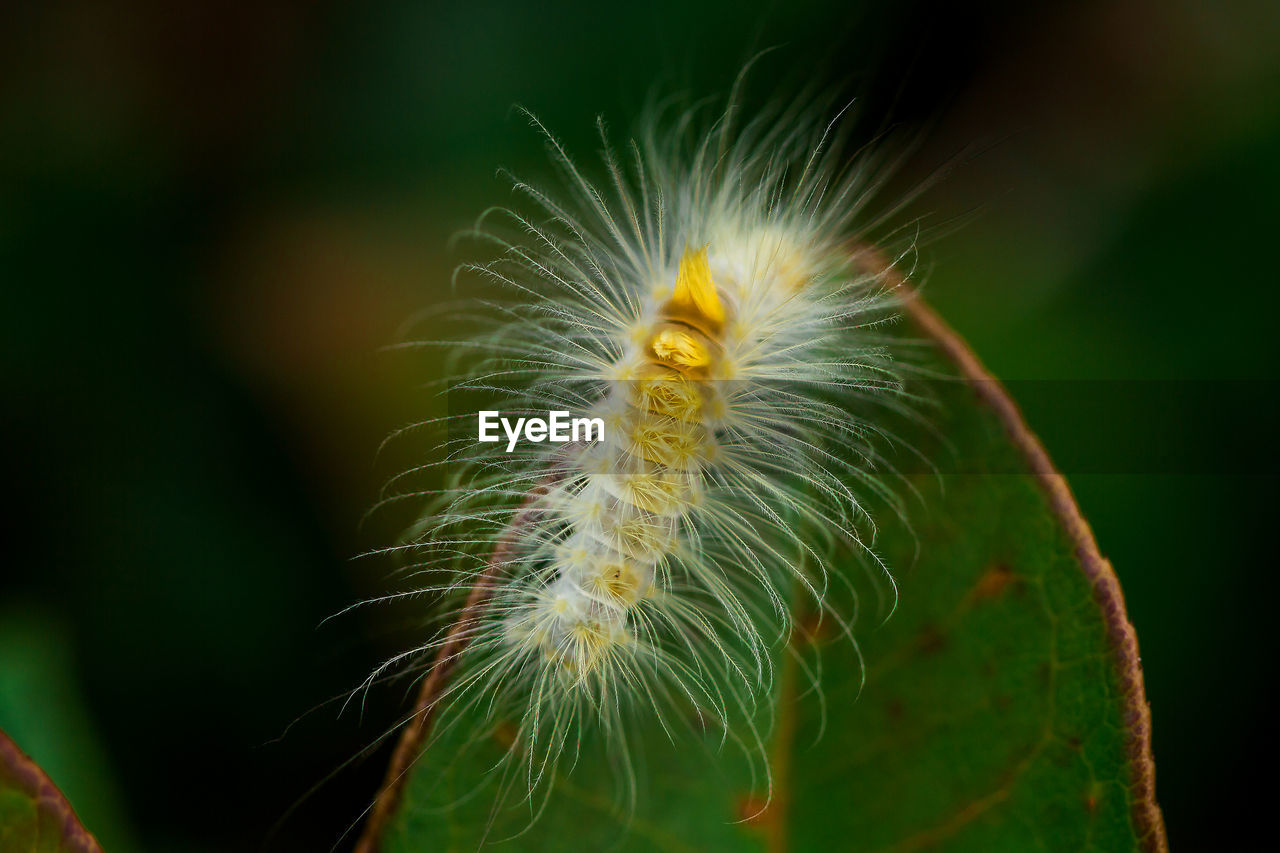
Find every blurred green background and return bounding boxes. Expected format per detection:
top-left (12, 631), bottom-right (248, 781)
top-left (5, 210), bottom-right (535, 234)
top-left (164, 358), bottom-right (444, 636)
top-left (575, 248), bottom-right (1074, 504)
top-left (1, 0), bottom-right (1277, 850)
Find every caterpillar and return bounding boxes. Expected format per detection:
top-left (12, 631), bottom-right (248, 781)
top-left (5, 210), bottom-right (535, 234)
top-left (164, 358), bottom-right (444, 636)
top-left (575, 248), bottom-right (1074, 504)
top-left (365, 87), bottom-right (921, 821)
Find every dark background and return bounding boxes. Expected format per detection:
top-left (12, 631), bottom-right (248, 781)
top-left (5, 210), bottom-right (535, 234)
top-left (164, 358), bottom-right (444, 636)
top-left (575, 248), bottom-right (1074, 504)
top-left (2, 1), bottom-right (1277, 850)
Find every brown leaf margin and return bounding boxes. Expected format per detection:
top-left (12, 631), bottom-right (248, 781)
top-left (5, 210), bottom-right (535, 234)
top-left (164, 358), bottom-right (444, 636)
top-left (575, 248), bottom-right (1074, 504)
top-left (357, 252), bottom-right (1169, 852)
top-left (355, 483), bottom-right (553, 853)
top-left (853, 246), bottom-right (1169, 853)
top-left (0, 728), bottom-right (104, 853)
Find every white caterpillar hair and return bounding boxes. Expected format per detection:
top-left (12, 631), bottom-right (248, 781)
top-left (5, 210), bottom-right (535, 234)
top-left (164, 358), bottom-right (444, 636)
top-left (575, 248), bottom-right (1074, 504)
top-left (366, 83), bottom-right (922, 817)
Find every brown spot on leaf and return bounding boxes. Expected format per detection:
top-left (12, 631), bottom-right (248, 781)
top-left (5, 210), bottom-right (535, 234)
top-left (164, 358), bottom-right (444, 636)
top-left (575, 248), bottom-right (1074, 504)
top-left (797, 609), bottom-right (832, 645)
top-left (887, 699), bottom-right (906, 722)
top-left (492, 720), bottom-right (518, 749)
top-left (736, 794), bottom-right (773, 824)
top-left (972, 563), bottom-right (1022, 600)
top-left (916, 624), bottom-right (947, 655)
top-left (1085, 781), bottom-right (1105, 815)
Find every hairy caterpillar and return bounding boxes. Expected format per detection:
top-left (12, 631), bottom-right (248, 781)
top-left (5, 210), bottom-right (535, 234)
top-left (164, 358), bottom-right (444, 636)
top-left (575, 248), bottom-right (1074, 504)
top-left (360, 86), bottom-right (922, 830)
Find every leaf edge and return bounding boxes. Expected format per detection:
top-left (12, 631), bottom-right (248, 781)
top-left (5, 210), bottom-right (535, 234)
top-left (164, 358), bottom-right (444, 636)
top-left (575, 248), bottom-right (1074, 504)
top-left (0, 728), bottom-right (104, 853)
top-left (360, 250), bottom-right (1171, 853)
top-left (862, 248), bottom-right (1169, 853)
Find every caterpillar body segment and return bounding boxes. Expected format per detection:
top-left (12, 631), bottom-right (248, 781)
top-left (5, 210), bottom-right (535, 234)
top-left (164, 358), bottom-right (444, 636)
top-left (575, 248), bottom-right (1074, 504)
top-left (502, 247), bottom-right (729, 686)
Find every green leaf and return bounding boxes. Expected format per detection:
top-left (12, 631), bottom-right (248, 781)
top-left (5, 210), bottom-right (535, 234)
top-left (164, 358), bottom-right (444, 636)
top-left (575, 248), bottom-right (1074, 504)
top-left (0, 610), bottom-right (136, 853)
top-left (0, 729), bottom-right (103, 853)
top-left (359, 292), bottom-right (1165, 852)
